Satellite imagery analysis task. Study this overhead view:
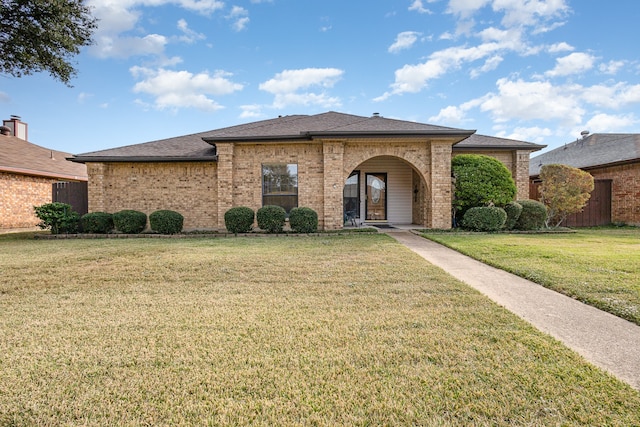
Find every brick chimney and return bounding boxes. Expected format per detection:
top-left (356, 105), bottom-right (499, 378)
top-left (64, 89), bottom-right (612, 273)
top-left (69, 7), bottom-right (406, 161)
top-left (3, 115), bottom-right (28, 140)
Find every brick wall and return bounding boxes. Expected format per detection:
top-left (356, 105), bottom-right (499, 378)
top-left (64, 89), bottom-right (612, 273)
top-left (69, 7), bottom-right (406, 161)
top-left (0, 172), bottom-right (55, 229)
top-left (87, 162), bottom-right (217, 230)
top-left (587, 162), bottom-right (640, 225)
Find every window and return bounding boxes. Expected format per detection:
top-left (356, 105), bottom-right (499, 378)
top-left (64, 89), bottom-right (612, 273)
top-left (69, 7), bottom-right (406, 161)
top-left (262, 163), bottom-right (298, 213)
top-left (343, 171), bottom-right (360, 223)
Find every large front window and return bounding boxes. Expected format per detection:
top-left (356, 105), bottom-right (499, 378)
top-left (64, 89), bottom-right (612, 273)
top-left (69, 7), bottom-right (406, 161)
top-left (262, 163), bottom-right (298, 213)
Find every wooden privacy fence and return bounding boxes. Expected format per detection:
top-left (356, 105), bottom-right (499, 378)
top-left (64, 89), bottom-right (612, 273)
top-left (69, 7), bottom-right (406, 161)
top-left (529, 179), bottom-right (612, 227)
top-left (52, 181), bottom-right (88, 216)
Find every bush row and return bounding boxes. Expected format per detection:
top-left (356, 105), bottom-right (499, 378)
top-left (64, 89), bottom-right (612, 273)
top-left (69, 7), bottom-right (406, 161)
top-left (461, 199), bottom-right (547, 232)
top-left (224, 206), bottom-right (318, 234)
top-left (33, 203), bottom-right (184, 234)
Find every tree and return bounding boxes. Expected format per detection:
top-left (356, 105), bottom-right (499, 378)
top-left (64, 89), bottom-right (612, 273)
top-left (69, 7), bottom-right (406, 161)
top-left (0, 0), bottom-right (97, 85)
top-left (452, 154), bottom-right (517, 223)
top-left (539, 164), bottom-right (594, 227)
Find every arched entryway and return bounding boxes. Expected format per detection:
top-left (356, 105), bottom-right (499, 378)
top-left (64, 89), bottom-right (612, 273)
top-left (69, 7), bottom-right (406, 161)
top-left (343, 156), bottom-right (429, 227)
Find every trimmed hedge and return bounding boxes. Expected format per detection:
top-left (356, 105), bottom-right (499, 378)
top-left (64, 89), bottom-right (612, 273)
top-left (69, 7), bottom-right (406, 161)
top-left (149, 210), bottom-right (184, 234)
top-left (257, 205), bottom-right (286, 233)
top-left (503, 201), bottom-right (523, 230)
top-left (224, 207), bottom-right (254, 234)
top-left (462, 206), bottom-right (507, 232)
top-left (289, 207), bottom-right (318, 233)
top-left (81, 212), bottom-right (113, 234)
top-left (113, 209), bottom-right (147, 234)
top-left (514, 200), bottom-right (547, 230)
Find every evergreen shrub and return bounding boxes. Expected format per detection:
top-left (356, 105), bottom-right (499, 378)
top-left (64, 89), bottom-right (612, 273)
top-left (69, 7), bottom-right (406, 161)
top-left (257, 205), bottom-right (286, 233)
top-left (149, 210), bottom-right (184, 234)
top-left (81, 212), bottom-right (113, 234)
top-left (462, 206), bottom-right (507, 232)
top-left (224, 207), bottom-right (254, 234)
top-left (33, 202), bottom-right (80, 234)
top-left (503, 201), bottom-right (523, 230)
top-left (113, 209), bottom-right (147, 234)
top-left (514, 200), bottom-right (547, 230)
top-left (289, 207), bottom-right (318, 233)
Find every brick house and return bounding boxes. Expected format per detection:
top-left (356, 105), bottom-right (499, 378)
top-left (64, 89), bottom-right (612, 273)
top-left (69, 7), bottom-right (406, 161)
top-left (530, 133), bottom-right (640, 226)
top-left (1, 117), bottom-right (88, 230)
top-left (71, 112), bottom-right (543, 231)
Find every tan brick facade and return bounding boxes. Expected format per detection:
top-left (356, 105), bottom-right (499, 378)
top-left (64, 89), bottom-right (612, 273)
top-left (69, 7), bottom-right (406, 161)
top-left (0, 172), bottom-right (57, 229)
top-left (87, 162), bottom-right (217, 230)
top-left (85, 140), bottom-right (535, 231)
top-left (586, 162), bottom-right (640, 226)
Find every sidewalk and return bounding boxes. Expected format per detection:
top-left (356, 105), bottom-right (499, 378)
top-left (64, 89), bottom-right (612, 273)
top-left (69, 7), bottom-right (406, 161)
top-left (387, 230), bottom-right (640, 391)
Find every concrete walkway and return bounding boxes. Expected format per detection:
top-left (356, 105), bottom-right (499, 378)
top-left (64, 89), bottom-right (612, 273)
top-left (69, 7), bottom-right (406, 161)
top-left (386, 230), bottom-right (640, 391)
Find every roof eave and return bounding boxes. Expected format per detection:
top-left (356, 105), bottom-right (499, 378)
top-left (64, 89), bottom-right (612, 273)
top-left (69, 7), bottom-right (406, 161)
top-left (454, 144), bottom-right (546, 151)
top-left (0, 165), bottom-right (88, 181)
top-left (69, 155), bottom-right (219, 163)
top-left (305, 130), bottom-right (476, 139)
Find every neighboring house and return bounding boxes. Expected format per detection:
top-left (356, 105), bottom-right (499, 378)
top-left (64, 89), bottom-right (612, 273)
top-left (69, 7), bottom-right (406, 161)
top-left (0, 117), bottom-right (88, 230)
top-left (530, 133), bottom-right (640, 226)
top-left (71, 111), bottom-right (543, 231)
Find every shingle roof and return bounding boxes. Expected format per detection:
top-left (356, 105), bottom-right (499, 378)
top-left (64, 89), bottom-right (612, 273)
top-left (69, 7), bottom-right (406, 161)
top-left (455, 133), bottom-right (546, 151)
top-left (1, 135), bottom-right (88, 180)
top-left (71, 111), bottom-right (542, 163)
top-left (529, 133), bottom-right (640, 176)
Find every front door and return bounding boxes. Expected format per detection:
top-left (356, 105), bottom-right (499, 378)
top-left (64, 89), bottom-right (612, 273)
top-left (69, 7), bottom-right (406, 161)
top-left (366, 173), bottom-right (387, 221)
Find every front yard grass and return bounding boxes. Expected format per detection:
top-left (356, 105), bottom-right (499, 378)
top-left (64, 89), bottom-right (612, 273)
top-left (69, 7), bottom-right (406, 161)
top-left (420, 227), bottom-right (640, 326)
top-left (1, 233), bottom-right (639, 425)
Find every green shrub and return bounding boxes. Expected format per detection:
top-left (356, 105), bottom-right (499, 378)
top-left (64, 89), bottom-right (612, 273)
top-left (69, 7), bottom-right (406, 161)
top-left (514, 200), bottom-right (547, 230)
top-left (149, 210), bottom-right (184, 234)
top-left (224, 207), bottom-right (255, 234)
top-left (81, 212), bottom-right (113, 234)
top-left (452, 154), bottom-right (517, 223)
top-left (462, 206), bottom-right (507, 232)
top-left (503, 201), bottom-right (523, 230)
top-left (113, 209), bottom-right (147, 234)
top-left (34, 202), bottom-right (80, 234)
top-left (289, 207), bottom-right (318, 233)
top-left (257, 205), bottom-right (286, 233)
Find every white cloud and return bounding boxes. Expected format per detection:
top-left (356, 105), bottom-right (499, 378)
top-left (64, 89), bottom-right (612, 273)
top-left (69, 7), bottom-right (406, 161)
top-left (0, 91), bottom-right (11, 103)
top-left (548, 41), bottom-right (573, 53)
top-left (240, 105), bottom-right (264, 119)
top-left (77, 92), bottom-right (94, 104)
top-left (580, 82), bottom-right (640, 109)
top-left (582, 113), bottom-right (638, 133)
top-left (479, 78), bottom-right (584, 126)
top-left (496, 126), bottom-right (553, 144)
top-left (259, 68), bottom-right (344, 109)
top-left (227, 6), bottom-right (249, 31)
top-left (493, 0), bottom-right (570, 28)
top-left (408, 0), bottom-right (433, 14)
top-left (470, 55), bottom-right (503, 78)
top-left (428, 105), bottom-right (467, 125)
top-left (599, 60), bottom-right (626, 75)
top-left (388, 31), bottom-right (422, 53)
top-left (545, 52), bottom-right (596, 77)
top-left (86, 0), bottom-right (223, 59)
top-left (447, 0), bottom-right (492, 19)
top-left (177, 19), bottom-right (206, 43)
top-left (130, 67), bottom-right (243, 111)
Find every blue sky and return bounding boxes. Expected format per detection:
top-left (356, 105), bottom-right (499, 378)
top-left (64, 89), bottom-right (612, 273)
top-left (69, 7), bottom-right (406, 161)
top-left (2, 0), bottom-right (640, 155)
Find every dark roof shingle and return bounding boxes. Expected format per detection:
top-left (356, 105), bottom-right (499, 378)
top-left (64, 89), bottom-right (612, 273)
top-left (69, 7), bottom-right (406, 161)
top-left (530, 134), bottom-right (640, 176)
top-left (1, 135), bottom-right (87, 180)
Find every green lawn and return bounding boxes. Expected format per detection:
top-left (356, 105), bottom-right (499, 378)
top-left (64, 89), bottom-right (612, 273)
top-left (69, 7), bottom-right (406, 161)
top-left (420, 228), bottom-right (640, 326)
top-left (1, 233), bottom-right (639, 425)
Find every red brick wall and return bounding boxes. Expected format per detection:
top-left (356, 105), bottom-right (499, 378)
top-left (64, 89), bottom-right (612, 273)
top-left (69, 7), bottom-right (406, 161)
top-left (587, 162), bottom-right (640, 225)
top-left (0, 172), bottom-right (55, 229)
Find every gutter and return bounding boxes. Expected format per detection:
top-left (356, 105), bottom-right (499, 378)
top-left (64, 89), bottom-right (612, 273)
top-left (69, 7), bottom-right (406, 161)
top-left (69, 155), bottom-right (219, 164)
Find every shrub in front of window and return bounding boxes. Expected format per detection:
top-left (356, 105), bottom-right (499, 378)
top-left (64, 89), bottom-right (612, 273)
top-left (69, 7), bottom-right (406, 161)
top-left (289, 207), bottom-right (318, 233)
top-left (462, 206), bottom-right (507, 232)
top-left (149, 210), bottom-right (184, 234)
top-left (81, 212), bottom-right (114, 234)
top-left (113, 209), bottom-right (147, 234)
top-left (224, 207), bottom-right (254, 234)
top-left (257, 205), bottom-right (286, 233)
top-left (503, 201), bottom-right (523, 230)
top-left (514, 200), bottom-right (547, 230)
top-left (452, 154), bottom-right (517, 224)
top-left (33, 202), bottom-right (80, 234)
